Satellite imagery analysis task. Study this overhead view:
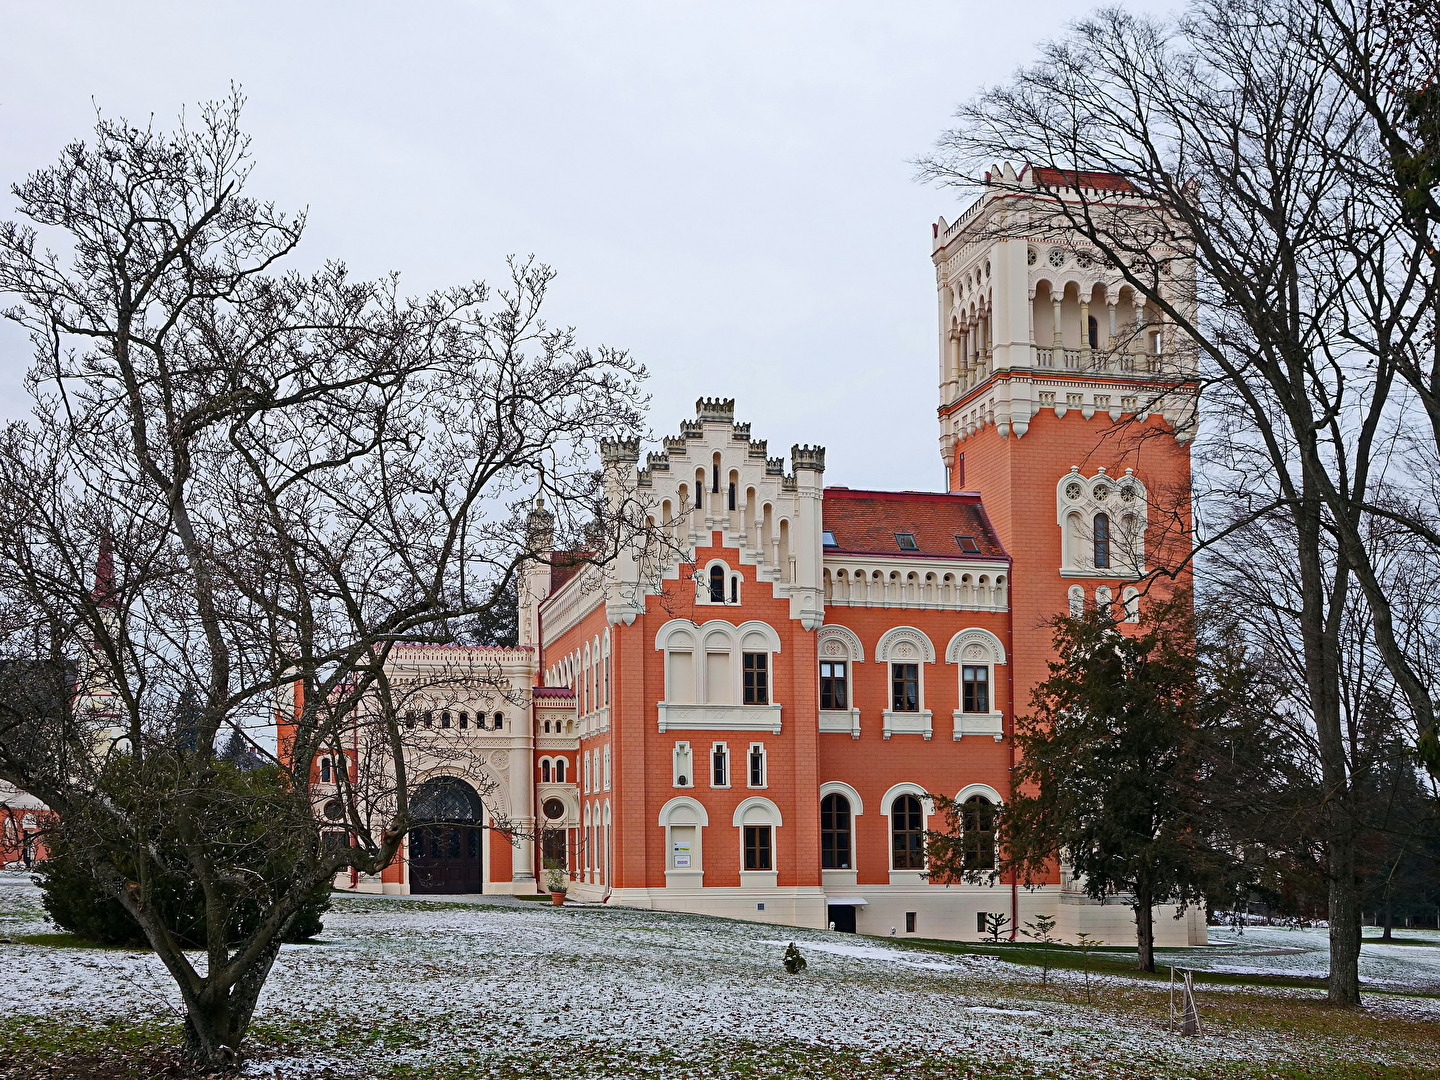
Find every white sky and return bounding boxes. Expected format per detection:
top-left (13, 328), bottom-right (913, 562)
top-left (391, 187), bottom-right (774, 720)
top-left (0, 0), bottom-right (1174, 492)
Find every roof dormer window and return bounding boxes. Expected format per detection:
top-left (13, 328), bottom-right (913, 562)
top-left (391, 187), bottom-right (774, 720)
top-left (895, 532), bottom-right (919, 551)
top-left (955, 535), bottom-right (980, 554)
top-left (822, 530), bottom-right (837, 547)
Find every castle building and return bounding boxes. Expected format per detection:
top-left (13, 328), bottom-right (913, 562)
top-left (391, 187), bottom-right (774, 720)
top-left (338, 167), bottom-right (1203, 945)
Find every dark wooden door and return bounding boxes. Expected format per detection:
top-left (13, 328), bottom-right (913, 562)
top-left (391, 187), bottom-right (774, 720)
top-left (408, 824), bottom-right (483, 894)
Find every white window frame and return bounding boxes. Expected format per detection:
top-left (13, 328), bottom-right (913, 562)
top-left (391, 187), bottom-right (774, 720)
top-left (816, 625), bottom-right (863, 738)
top-left (710, 741), bottom-right (730, 789)
top-left (746, 742), bottom-right (767, 789)
top-left (875, 627), bottom-right (935, 740)
top-left (673, 741), bottom-right (694, 788)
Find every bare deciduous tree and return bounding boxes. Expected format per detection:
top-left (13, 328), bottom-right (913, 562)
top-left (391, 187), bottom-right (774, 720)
top-left (0, 92), bottom-right (656, 1065)
top-left (919, 0), bottom-right (1438, 1006)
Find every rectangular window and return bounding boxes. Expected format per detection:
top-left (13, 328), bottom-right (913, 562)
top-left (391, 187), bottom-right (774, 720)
top-left (711, 744), bottom-right (728, 787)
top-left (748, 744), bottom-right (766, 788)
top-left (977, 911), bottom-right (988, 934)
top-left (820, 794), bottom-right (851, 869)
top-left (955, 534), bottom-right (981, 554)
top-left (743, 825), bottom-right (772, 871)
top-left (743, 652), bottom-right (769, 705)
top-left (667, 650), bottom-right (695, 702)
top-left (905, 911), bottom-right (917, 934)
top-left (895, 532), bottom-right (919, 551)
top-left (706, 651), bottom-right (733, 704)
top-left (891, 663), bottom-right (920, 712)
top-left (961, 665), bottom-right (990, 713)
top-left (819, 661), bottom-right (848, 710)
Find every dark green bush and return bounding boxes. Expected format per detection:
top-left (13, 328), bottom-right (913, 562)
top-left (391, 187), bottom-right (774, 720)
top-left (36, 758), bottom-right (333, 948)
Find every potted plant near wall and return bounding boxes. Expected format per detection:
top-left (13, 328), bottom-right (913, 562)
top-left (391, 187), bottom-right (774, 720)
top-left (542, 855), bottom-right (568, 906)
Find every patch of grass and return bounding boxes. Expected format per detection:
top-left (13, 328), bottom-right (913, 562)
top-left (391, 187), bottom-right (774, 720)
top-left (0, 1015), bottom-right (188, 1080)
top-left (10, 931), bottom-right (131, 950)
top-left (1364, 936), bottom-right (1440, 947)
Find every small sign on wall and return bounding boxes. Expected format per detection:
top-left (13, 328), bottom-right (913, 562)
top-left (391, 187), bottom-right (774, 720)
top-left (672, 839), bottom-right (692, 868)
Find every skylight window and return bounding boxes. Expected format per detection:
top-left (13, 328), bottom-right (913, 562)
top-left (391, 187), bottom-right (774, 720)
top-left (895, 532), bottom-right (919, 551)
top-left (822, 530), bottom-right (837, 547)
top-left (955, 535), bottom-right (981, 554)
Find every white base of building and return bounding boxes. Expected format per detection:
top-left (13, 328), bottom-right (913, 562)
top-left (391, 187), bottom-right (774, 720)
top-left (601, 880), bottom-right (1206, 946)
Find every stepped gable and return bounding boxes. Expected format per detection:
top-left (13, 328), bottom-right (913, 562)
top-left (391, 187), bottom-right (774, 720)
top-left (821, 488), bottom-right (1007, 559)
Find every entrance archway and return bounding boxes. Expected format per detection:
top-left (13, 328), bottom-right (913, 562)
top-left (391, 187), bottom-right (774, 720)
top-left (408, 776), bottom-right (485, 894)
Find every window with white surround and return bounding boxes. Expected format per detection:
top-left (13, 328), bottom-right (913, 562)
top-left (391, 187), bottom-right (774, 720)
top-left (673, 741), bottom-right (693, 788)
top-left (699, 559), bottom-right (741, 606)
top-left (747, 743), bottom-right (766, 788)
top-left (1068, 584), bottom-right (1085, 617)
top-left (732, 797), bottom-right (782, 880)
top-left (945, 628), bottom-right (1006, 739)
top-left (656, 619), bottom-right (782, 707)
top-left (875, 627), bottom-right (936, 739)
top-left (1122, 586), bottom-right (1140, 623)
top-left (816, 625), bottom-right (864, 736)
top-left (659, 796), bottom-right (707, 877)
top-left (1057, 467), bottom-right (1146, 575)
top-left (711, 743), bottom-right (729, 787)
top-left (601, 745), bottom-right (610, 790)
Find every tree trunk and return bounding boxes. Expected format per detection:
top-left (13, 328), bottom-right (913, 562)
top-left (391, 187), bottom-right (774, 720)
top-left (1296, 467), bottom-right (1363, 1007)
top-left (180, 941), bottom-right (281, 1067)
top-left (1382, 894), bottom-right (1394, 941)
top-left (1133, 885), bottom-right (1156, 973)
top-left (1326, 829), bottom-right (1363, 1005)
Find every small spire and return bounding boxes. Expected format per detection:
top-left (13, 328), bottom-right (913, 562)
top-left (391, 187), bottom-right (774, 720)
top-left (92, 531), bottom-right (117, 610)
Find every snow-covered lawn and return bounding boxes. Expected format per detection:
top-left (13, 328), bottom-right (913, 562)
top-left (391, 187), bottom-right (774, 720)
top-left (1180, 925), bottom-right (1440, 991)
top-left (2, 872), bottom-right (1438, 1079)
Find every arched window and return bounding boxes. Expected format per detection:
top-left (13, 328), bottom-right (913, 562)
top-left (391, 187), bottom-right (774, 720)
top-left (541, 759), bottom-right (552, 783)
top-left (820, 793), bottom-right (851, 870)
top-left (891, 794), bottom-right (925, 870)
top-left (555, 758), bottom-right (567, 783)
top-left (1087, 315), bottom-right (1099, 349)
top-left (709, 565), bottom-right (726, 604)
top-left (319, 757), bottom-right (332, 783)
top-left (1093, 512), bottom-right (1111, 569)
top-left (493, 712), bottom-right (505, 730)
top-left (962, 796), bottom-right (996, 871)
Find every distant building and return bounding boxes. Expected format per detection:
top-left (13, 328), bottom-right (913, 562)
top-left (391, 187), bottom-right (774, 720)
top-left (326, 168), bottom-right (1203, 944)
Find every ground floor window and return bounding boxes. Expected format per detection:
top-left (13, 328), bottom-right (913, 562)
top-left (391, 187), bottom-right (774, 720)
top-left (743, 825), bottom-right (772, 871)
top-left (891, 794), bottom-right (925, 870)
top-left (820, 793), bottom-right (851, 869)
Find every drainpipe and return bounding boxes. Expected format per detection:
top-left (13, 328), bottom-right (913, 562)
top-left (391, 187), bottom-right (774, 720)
top-left (1006, 554), bottom-right (1018, 941)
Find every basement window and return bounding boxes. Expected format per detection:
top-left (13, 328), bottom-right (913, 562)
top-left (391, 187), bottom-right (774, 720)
top-left (955, 535), bottom-right (981, 554)
top-left (895, 532), bottom-right (919, 551)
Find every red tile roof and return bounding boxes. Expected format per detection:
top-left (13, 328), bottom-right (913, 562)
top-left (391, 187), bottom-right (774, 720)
top-left (1027, 166), bottom-right (1134, 193)
top-left (533, 686), bottom-right (575, 699)
top-left (548, 551), bottom-right (595, 594)
top-left (822, 488), bottom-right (1007, 560)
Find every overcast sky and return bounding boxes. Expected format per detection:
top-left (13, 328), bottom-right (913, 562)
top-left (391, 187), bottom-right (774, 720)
top-left (0, 1), bottom-right (1173, 492)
